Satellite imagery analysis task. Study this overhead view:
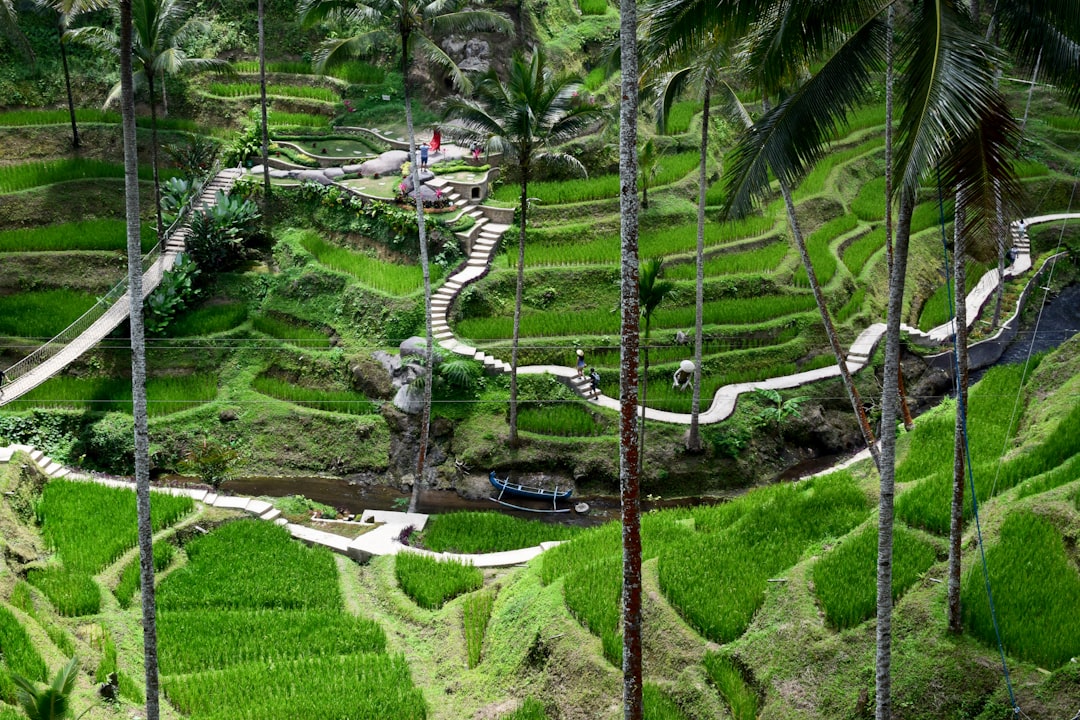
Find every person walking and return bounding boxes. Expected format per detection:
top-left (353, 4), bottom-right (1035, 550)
top-left (420, 142), bottom-right (430, 170)
top-left (588, 367), bottom-right (601, 399)
top-left (575, 349), bottom-right (585, 378)
top-left (0, 367), bottom-right (6, 398)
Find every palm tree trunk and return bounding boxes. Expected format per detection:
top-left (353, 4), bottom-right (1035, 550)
top-left (991, 181), bottom-right (1005, 328)
top-left (687, 87), bottom-right (709, 452)
top-left (258, 0), bottom-right (271, 199)
top-left (876, 187), bottom-right (915, 720)
top-left (947, 201), bottom-right (969, 634)
top-left (119, 2), bottom-right (159, 718)
top-left (59, 21), bottom-right (79, 149)
top-left (637, 330), bottom-right (648, 476)
top-left (402, 42), bottom-right (434, 513)
top-left (508, 170), bottom-right (527, 447)
top-left (146, 71), bottom-right (164, 238)
top-left (619, 0), bottom-right (642, 712)
top-left (779, 175), bottom-right (880, 469)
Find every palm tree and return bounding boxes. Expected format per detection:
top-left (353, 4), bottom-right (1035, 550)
top-left (442, 47), bottom-right (601, 447)
top-left (637, 256), bottom-right (673, 476)
top-left (117, 0), bottom-right (161, 716)
top-left (638, 138), bottom-right (661, 210)
top-left (11, 657), bottom-right (80, 720)
top-left (68, 0), bottom-right (228, 237)
top-left (947, 200), bottom-right (970, 634)
top-left (34, 0), bottom-right (106, 149)
top-left (300, 0), bottom-right (510, 503)
top-left (258, 0), bottom-right (270, 199)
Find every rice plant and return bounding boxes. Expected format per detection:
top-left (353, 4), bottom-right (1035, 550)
top-left (0, 220), bottom-right (155, 253)
top-left (0, 606), bottom-right (47, 694)
top-left (163, 302), bottom-right (248, 337)
top-left (501, 698), bottom-right (548, 720)
top-left (253, 374), bottom-right (376, 416)
top-left (993, 401), bottom-right (1080, 493)
top-left (794, 138), bottom-right (884, 199)
top-left (10, 374), bottom-right (219, 416)
top-left (0, 108), bottom-right (119, 126)
top-left (917, 259), bottom-right (988, 331)
top-left (835, 287), bottom-right (867, 324)
top-left (578, 0), bottom-right (608, 14)
top-left (0, 158), bottom-right (173, 193)
top-left (791, 214), bottom-right (856, 288)
top-left (1016, 452), bottom-right (1080, 499)
top-left (664, 242), bottom-right (789, 280)
top-left (251, 313), bottom-right (331, 348)
top-left (163, 653), bottom-right (427, 720)
top-left (812, 523), bottom-right (938, 629)
top-left (157, 520), bottom-right (343, 611)
top-left (37, 480), bottom-right (193, 573)
top-left (703, 654), bottom-right (758, 720)
top-left (842, 228), bottom-right (885, 275)
top-left (0, 289), bottom-right (99, 339)
top-left (26, 567), bottom-right (100, 616)
top-left (114, 541), bottom-right (175, 609)
top-left (207, 83), bottom-right (338, 103)
top-left (463, 589), bottom-right (494, 668)
top-left (1043, 115), bottom-right (1080, 132)
top-left (962, 511), bottom-right (1080, 669)
top-left (298, 230), bottom-right (438, 295)
top-left (658, 472), bottom-right (869, 643)
top-left (643, 683), bottom-right (692, 720)
top-left (394, 552), bottom-right (483, 610)
top-left (268, 110), bottom-right (331, 128)
top-left (421, 511), bottom-right (581, 554)
top-left (518, 403), bottom-right (607, 437)
top-left (231, 59), bottom-right (384, 84)
top-left (563, 555), bottom-right (623, 664)
top-left (158, 609), bottom-right (385, 674)
top-left (662, 101), bottom-right (701, 135)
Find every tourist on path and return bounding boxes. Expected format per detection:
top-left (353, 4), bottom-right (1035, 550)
top-left (420, 143), bottom-right (429, 169)
top-left (576, 349), bottom-right (585, 378)
top-left (588, 368), bottom-right (601, 399)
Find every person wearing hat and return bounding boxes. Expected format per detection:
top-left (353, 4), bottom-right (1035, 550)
top-left (575, 349), bottom-right (585, 378)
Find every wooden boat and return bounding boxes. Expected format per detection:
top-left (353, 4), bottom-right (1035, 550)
top-left (489, 471), bottom-right (572, 513)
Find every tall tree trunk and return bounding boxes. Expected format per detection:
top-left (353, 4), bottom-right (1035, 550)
top-left (258, 0), bottom-right (271, 199)
top-left (403, 40), bottom-right (434, 513)
top-left (146, 71), bottom-right (164, 238)
top-left (119, 2), bottom-right (159, 718)
top-left (687, 86), bottom-right (709, 452)
top-left (884, 6), bottom-right (915, 432)
top-left (991, 181), bottom-right (1005, 328)
top-left (508, 169), bottom-right (527, 447)
top-left (618, 0), bottom-right (642, 714)
top-left (779, 180), bottom-right (880, 469)
top-left (637, 328), bottom-right (648, 476)
top-left (59, 22), bottom-right (79, 149)
top-left (876, 188), bottom-right (915, 720)
top-left (947, 201), bottom-right (969, 634)
top-left (161, 69), bottom-right (167, 116)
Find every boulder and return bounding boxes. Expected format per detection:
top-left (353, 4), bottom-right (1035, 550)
top-left (324, 167), bottom-right (345, 178)
top-left (400, 336), bottom-right (432, 360)
top-left (360, 150), bottom-right (409, 177)
top-left (297, 170), bottom-right (331, 185)
top-left (393, 385), bottom-right (424, 414)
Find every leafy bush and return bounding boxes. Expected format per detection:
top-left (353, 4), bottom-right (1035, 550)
top-left (421, 512), bottom-right (581, 553)
top-left (27, 567), bottom-right (100, 616)
top-left (145, 253), bottom-right (201, 335)
top-left (394, 553), bottom-right (482, 609)
top-left (812, 523), bottom-right (938, 629)
top-left (962, 511), bottom-right (1080, 669)
top-left (185, 191), bottom-right (262, 271)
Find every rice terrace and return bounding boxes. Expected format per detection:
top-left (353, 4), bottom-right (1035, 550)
top-left (0, 1), bottom-right (1079, 719)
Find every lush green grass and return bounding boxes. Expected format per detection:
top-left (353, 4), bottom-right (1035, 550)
top-left (658, 472), bottom-right (869, 643)
top-left (665, 242), bottom-right (789, 280)
top-left (643, 683), bottom-right (692, 719)
top-left (0, 606), bottom-right (47, 703)
top-left (518, 403), bottom-right (607, 437)
top-left (842, 228), bottom-right (885, 275)
top-left (835, 287), bottom-right (867, 324)
top-left (157, 520), bottom-right (342, 611)
top-left (253, 374), bottom-right (376, 416)
top-left (421, 511), bottom-right (581, 554)
top-left (26, 566), bottom-right (100, 616)
top-left (812, 522), bottom-right (938, 629)
top-left (0, 289), bottom-right (99, 338)
top-left (251, 313), bottom-right (331, 348)
top-left (0, 219), bottom-right (155, 253)
top-left (37, 480), bottom-right (193, 573)
top-left (791, 213), bottom-right (856, 287)
top-left (158, 609), bottom-right (385, 674)
top-left (165, 302), bottom-right (248, 337)
top-left (207, 83), bottom-right (338, 103)
top-left (114, 541), bottom-right (175, 609)
top-left (297, 229), bottom-right (439, 295)
top-left (501, 698), bottom-right (548, 720)
top-left (0, 158), bottom-right (174, 193)
top-left (463, 589), bottom-right (494, 669)
top-left (492, 153), bottom-right (699, 205)
top-left (917, 260), bottom-right (989, 331)
top-left (704, 654), bottom-right (758, 720)
top-left (662, 101), bottom-right (701, 135)
top-left (394, 553), bottom-right (483, 610)
top-left (962, 511), bottom-right (1080, 669)
top-left (10, 374), bottom-right (219, 416)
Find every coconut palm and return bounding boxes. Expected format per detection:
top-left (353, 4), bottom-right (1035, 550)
top-left (638, 137), bottom-right (661, 210)
top-left (68, 0), bottom-right (228, 237)
top-left (300, 0), bottom-right (510, 503)
top-left (113, 0), bottom-right (161, 717)
top-left (637, 256), bottom-right (673, 476)
top-left (442, 47), bottom-right (601, 446)
top-left (11, 657), bottom-right (80, 720)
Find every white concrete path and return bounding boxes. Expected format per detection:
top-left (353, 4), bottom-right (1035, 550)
top-left (1, 443), bottom-right (556, 567)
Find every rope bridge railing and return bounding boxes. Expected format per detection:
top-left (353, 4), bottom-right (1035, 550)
top-left (1, 167), bottom-right (234, 388)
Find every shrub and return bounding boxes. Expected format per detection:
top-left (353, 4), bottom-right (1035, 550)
top-left (394, 553), bottom-right (483, 609)
top-left (185, 191), bottom-right (262, 272)
top-left (962, 511), bottom-right (1080, 669)
top-left (145, 253), bottom-right (201, 335)
top-left (27, 567), bottom-right (100, 616)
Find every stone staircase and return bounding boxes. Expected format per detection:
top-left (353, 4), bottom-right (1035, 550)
top-left (164, 169), bottom-right (243, 256)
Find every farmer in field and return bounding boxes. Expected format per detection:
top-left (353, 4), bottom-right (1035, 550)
top-left (673, 360), bottom-right (695, 391)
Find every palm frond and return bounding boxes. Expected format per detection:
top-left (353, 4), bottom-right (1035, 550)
top-left (428, 9), bottom-right (512, 36)
top-left (413, 33), bottom-right (470, 92)
top-left (995, 1), bottom-right (1080, 111)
